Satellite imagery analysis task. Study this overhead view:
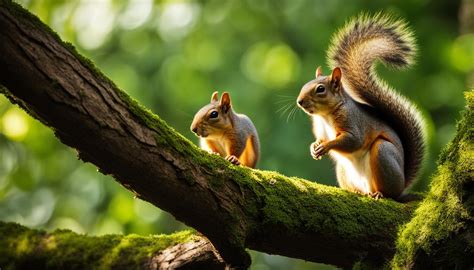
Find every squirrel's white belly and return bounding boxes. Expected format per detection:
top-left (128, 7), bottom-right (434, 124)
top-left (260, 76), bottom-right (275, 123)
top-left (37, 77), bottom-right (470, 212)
top-left (312, 115), bottom-right (372, 194)
top-left (331, 151), bottom-right (372, 194)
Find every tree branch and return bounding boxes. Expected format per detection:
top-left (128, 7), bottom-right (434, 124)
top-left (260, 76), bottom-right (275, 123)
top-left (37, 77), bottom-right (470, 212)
top-left (0, 1), bottom-right (418, 268)
top-left (0, 222), bottom-right (225, 269)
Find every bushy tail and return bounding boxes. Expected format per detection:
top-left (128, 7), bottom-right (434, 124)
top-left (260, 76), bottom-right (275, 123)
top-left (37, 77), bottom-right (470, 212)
top-left (327, 13), bottom-right (425, 187)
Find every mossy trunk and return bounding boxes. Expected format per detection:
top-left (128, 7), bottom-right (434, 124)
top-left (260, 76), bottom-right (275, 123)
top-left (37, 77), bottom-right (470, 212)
top-left (0, 222), bottom-right (225, 270)
top-left (391, 92), bottom-right (474, 269)
top-left (0, 0), bottom-right (472, 268)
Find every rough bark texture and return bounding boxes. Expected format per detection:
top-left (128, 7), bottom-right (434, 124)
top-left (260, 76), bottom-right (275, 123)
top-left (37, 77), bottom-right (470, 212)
top-left (150, 238), bottom-right (225, 270)
top-left (0, 222), bottom-right (225, 270)
top-left (2, 0), bottom-right (465, 268)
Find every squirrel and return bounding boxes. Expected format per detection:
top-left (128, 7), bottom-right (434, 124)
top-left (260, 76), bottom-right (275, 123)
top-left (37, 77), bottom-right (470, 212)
top-left (191, 91), bottom-right (260, 168)
top-left (296, 14), bottom-right (425, 200)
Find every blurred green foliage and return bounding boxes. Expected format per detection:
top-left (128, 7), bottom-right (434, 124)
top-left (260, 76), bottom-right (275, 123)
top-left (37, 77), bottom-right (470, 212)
top-left (0, 0), bottom-right (470, 269)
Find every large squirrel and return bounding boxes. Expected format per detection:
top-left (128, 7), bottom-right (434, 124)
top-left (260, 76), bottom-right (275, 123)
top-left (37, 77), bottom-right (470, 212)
top-left (296, 14), bottom-right (425, 200)
top-left (191, 91), bottom-right (260, 168)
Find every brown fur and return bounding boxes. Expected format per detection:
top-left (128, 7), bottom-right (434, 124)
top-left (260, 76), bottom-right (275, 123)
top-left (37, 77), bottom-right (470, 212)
top-left (327, 14), bottom-right (425, 187)
top-left (238, 136), bottom-right (259, 168)
top-left (298, 66), bottom-right (407, 199)
top-left (191, 92), bottom-right (260, 168)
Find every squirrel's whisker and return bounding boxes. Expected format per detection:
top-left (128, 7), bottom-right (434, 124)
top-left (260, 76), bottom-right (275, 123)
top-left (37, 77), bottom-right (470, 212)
top-left (275, 98), bottom-right (294, 104)
top-left (276, 102), bottom-right (293, 115)
top-left (286, 104), bottom-right (299, 123)
top-left (279, 104), bottom-right (295, 118)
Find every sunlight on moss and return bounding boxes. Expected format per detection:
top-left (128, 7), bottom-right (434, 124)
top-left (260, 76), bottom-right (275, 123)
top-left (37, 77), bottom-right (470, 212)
top-left (44, 235), bottom-right (57, 250)
top-left (0, 221), bottom-right (196, 269)
top-left (16, 236), bottom-right (31, 254)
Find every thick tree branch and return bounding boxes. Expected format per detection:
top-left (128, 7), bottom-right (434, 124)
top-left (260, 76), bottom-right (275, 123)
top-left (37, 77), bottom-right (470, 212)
top-left (0, 222), bottom-right (225, 270)
top-left (0, 1), bottom-right (418, 268)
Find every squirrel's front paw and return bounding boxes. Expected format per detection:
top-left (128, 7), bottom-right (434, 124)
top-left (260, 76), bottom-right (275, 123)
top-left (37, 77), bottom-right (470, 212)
top-left (225, 155), bottom-right (241, 165)
top-left (310, 142), bottom-right (321, 160)
top-left (311, 141), bottom-right (328, 160)
top-left (369, 191), bottom-right (384, 200)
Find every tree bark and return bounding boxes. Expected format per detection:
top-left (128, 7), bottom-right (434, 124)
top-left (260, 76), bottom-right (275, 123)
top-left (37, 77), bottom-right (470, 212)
top-left (0, 222), bottom-right (225, 270)
top-left (0, 0), bottom-right (421, 268)
top-left (150, 237), bottom-right (225, 270)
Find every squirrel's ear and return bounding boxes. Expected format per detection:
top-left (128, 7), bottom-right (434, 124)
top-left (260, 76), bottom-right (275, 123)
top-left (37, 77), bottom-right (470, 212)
top-left (331, 67), bottom-right (342, 89)
top-left (220, 92), bottom-right (231, 113)
top-left (211, 91), bottom-right (219, 103)
top-left (315, 66), bottom-right (323, 78)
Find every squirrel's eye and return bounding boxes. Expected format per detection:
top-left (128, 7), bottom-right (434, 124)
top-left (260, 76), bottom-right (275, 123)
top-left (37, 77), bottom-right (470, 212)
top-left (315, 85), bottom-right (326, 94)
top-left (210, 111), bottom-right (219, 119)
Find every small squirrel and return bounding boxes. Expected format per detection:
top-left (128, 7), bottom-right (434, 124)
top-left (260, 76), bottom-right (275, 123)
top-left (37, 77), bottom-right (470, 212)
top-left (296, 14), bottom-right (425, 200)
top-left (191, 91), bottom-right (260, 168)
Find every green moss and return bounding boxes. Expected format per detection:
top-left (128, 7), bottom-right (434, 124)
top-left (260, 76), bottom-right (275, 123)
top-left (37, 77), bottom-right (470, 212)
top-left (392, 91), bottom-right (474, 269)
top-left (0, 222), bottom-right (196, 270)
top-left (218, 164), bottom-right (417, 257)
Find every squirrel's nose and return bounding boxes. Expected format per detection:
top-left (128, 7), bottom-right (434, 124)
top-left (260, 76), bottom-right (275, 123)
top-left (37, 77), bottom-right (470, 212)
top-left (192, 127), bottom-right (198, 133)
top-left (297, 99), bottom-right (303, 106)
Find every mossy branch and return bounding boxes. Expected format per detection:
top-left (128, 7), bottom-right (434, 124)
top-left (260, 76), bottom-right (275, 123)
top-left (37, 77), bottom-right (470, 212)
top-left (0, 222), bottom-right (225, 270)
top-left (2, 0), bottom-right (471, 268)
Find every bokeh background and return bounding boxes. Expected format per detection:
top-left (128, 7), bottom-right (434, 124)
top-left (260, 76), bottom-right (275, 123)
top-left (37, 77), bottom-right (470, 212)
top-left (1, 0), bottom-right (472, 269)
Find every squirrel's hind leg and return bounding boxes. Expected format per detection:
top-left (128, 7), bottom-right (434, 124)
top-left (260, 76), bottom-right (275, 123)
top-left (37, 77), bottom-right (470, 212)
top-left (238, 136), bottom-right (258, 168)
top-left (369, 139), bottom-right (405, 199)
